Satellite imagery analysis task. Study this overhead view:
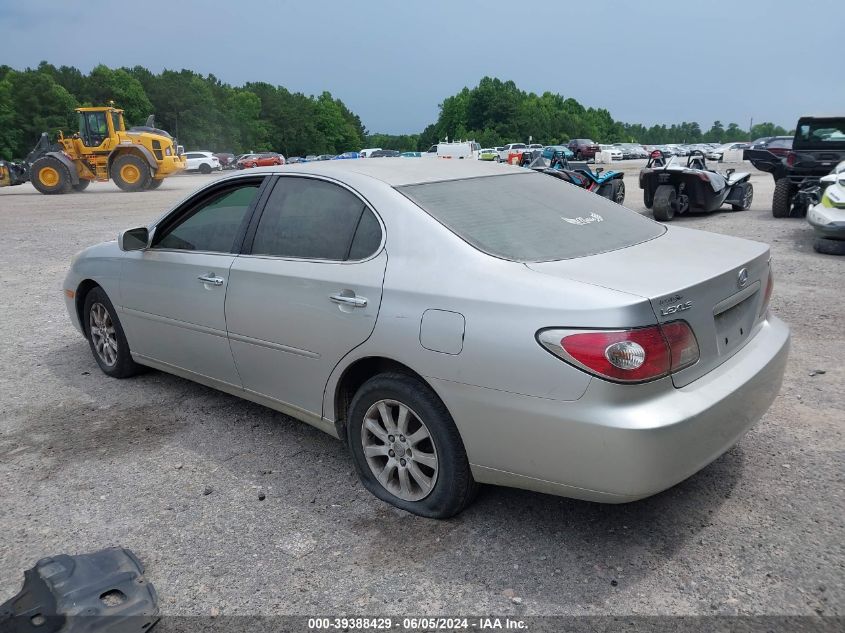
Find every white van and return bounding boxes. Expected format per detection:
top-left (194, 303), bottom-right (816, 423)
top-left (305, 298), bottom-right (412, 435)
top-left (423, 141), bottom-right (481, 160)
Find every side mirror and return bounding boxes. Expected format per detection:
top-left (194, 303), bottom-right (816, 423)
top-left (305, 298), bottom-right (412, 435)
top-left (725, 168), bottom-right (735, 179)
top-left (118, 227), bottom-right (149, 251)
top-left (595, 167), bottom-right (604, 176)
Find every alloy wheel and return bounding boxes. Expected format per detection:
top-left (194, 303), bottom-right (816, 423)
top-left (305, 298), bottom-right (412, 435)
top-left (361, 399), bottom-right (439, 501)
top-left (89, 302), bottom-right (118, 366)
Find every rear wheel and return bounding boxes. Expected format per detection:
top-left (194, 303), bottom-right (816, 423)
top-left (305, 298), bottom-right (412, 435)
top-left (813, 237), bottom-right (845, 256)
top-left (611, 179), bottom-right (625, 204)
top-left (732, 182), bottom-right (754, 211)
top-left (31, 157), bottom-right (72, 195)
top-left (347, 372), bottom-right (478, 519)
top-left (643, 186), bottom-right (654, 208)
top-left (71, 179), bottom-right (91, 192)
top-left (653, 185), bottom-right (676, 221)
top-left (199, 163), bottom-right (212, 174)
top-left (772, 178), bottom-right (795, 217)
top-left (83, 287), bottom-right (144, 378)
top-left (111, 154), bottom-right (151, 191)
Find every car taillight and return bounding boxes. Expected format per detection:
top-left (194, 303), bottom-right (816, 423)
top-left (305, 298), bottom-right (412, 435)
top-left (697, 172), bottom-right (711, 182)
top-left (759, 268), bottom-right (774, 316)
top-left (538, 322), bottom-right (699, 383)
top-left (786, 152), bottom-right (797, 167)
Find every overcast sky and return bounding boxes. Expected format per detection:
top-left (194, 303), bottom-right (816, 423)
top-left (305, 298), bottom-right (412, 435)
top-left (3, 0), bottom-right (840, 134)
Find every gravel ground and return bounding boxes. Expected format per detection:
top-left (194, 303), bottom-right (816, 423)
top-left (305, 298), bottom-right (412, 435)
top-left (0, 162), bottom-right (842, 619)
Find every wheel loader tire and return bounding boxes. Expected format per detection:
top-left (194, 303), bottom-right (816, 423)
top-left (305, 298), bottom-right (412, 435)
top-left (111, 154), bottom-right (151, 192)
top-left (652, 185), bottom-right (676, 221)
top-left (147, 178), bottom-right (164, 190)
top-left (72, 179), bottom-right (91, 192)
top-left (772, 178), bottom-right (795, 218)
top-left (813, 237), bottom-right (845, 256)
top-left (31, 157), bottom-right (72, 195)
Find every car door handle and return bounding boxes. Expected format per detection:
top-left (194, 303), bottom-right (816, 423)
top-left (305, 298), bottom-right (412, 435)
top-left (197, 274), bottom-right (224, 286)
top-left (330, 293), bottom-right (368, 308)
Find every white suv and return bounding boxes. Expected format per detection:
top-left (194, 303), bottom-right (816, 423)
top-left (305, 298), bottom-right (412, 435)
top-left (184, 151), bottom-right (221, 174)
top-left (497, 143), bottom-right (528, 162)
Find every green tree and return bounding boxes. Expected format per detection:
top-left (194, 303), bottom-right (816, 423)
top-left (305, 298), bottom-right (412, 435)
top-left (5, 69), bottom-right (77, 157)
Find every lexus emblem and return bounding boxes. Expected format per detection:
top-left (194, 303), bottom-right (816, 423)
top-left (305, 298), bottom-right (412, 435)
top-left (737, 268), bottom-right (749, 288)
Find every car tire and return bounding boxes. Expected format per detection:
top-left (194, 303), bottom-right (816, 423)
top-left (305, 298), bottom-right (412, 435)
top-left (732, 182), bottom-right (754, 211)
top-left (772, 178), bottom-right (795, 218)
top-left (30, 156), bottom-right (73, 195)
top-left (813, 237), bottom-right (845, 256)
top-left (199, 163), bottom-right (212, 174)
top-left (82, 286), bottom-right (144, 378)
top-left (111, 154), bottom-right (152, 192)
top-left (653, 185), bottom-right (676, 221)
top-left (71, 179), bottom-right (91, 192)
top-left (347, 372), bottom-right (478, 519)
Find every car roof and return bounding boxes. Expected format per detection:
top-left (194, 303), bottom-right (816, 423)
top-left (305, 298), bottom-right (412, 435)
top-left (224, 158), bottom-right (524, 186)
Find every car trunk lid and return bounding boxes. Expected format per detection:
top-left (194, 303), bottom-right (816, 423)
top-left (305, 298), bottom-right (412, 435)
top-left (526, 226), bottom-right (771, 387)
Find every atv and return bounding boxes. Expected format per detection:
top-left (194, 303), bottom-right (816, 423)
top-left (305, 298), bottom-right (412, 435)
top-left (639, 150), bottom-right (753, 221)
top-left (745, 115), bottom-right (845, 218)
top-left (527, 153), bottom-right (626, 204)
top-left (807, 161), bottom-right (845, 255)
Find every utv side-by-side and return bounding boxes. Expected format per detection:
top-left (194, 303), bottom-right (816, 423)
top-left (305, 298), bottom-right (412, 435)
top-left (639, 151), bottom-right (753, 221)
top-left (745, 115), bottom-right (845, 217)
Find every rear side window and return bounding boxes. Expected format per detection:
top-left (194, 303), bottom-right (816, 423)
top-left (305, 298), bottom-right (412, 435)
top-left (251, 177), bottom-right (381, 260)
top-left (398, 172), bottom-right (664, 262)
top-left (794, 118), bottom-right (845, 149)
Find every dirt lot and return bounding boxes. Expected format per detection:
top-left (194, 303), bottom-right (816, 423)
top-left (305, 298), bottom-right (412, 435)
top-left (0, 162), bottom-right (842, 619)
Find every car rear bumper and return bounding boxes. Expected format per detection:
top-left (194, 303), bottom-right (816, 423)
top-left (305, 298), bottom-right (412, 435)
top-left (434, 315), bottom-right (790, 503)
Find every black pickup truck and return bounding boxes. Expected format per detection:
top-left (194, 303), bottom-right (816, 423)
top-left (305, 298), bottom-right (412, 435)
top-left (745, 116), bottom-right (845, 217)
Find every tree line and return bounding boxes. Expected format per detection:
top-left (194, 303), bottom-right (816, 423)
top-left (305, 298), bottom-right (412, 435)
top-left (0, 66), bottom-right (788, 161)
top-left (0, 62), bottom-right (366, 160)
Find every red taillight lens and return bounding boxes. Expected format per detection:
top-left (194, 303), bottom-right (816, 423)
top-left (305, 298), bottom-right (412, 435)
top-left (760, 268), bottom-right (774, 316)
top-left (786, 152), bottom-right (797, 167)
top-left (539, 322), bottom-right (699, 383)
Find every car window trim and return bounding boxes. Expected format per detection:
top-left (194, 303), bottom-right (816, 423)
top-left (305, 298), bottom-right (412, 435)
top-left (239, 173), bottom-right (386, 264)
top-left (149, 175), bottom-right (271, 255)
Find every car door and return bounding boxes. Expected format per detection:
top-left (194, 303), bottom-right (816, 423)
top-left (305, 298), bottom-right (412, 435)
top-left (226, 175), bottom-right (387, 417)
top-left (119, 176), bottom-right (268, 386)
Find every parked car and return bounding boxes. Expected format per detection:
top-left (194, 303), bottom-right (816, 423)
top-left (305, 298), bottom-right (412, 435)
top-left (400, 151), bottom-right (422, 158)
top-left (614, 143), bottom-right (649, 159)
top-left (598, 145), bottom-right (624, 161)
top-left (317, 154), bottom-right (337, 161)
top-left (541, 145), bottom-right (575, 164)
top-left (748, 136), bottom-right (793, 156)
top-left (63, 160), bottom-right (788, 518)
top-left (706, 142), bottom-right (749, 161)
top-left (287, 157), bottom-right (306, 164)
top-left (567, 138), bottom-right (600, 161)
top-left (184, 151), bottom-right (220, 174)
top-left (497, 143), bottom-right (528, 162)
top-left (304, 155), bottom-right (318, 162)
top-left (369, 150), bottom-right (400, 158)
top-left (478, 148), bottom-right (498, 161)
top-left (333, 152), bottom-right (361, 160)
top-left (359, 148), bottom-right (382, 158)
top-left (237, 153), bottom-right (285, 169)
top-left (213, 153), bottom-right (235, 169)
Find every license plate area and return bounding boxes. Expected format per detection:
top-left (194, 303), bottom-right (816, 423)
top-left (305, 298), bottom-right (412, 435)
top-left (714, 288), bottom-right (758, 356)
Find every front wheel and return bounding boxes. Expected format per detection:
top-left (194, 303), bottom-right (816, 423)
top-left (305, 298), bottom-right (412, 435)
top-left (83, 287), bottom-right (144, 378)
top-left (772, 178), bottom-right (795, 218)
top-left (30, 156), bottom-right (72, 195)
top-left (347, 373), bottom-right (477, 519)
top-left (653, 185), bottom-right (676, 221)
top-left (111, 154), bottom-right (152, 191)
top-left (71, 179), bottom-right (91, 192)
top-left (732, 182), bottom-right (754, 211)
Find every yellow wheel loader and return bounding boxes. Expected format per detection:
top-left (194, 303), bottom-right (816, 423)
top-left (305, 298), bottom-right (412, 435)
top-left (2, 105), bottom-right (186, 194)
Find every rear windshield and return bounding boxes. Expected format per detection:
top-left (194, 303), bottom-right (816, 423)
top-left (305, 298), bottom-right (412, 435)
top-left (398, 172), bottom-right (665, 262)
top-left (794, 118), bottom-right (845, 149)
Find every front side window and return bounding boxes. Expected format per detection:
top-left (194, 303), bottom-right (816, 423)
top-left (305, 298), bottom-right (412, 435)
top-left (251, 177), bottom-right (381, 261)
top-left (152, 182), bottom-right (260, 252)
top-left (110, 111), bottom-right (124, 133)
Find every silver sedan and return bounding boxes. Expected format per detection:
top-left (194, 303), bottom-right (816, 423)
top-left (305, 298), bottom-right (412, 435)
top-left (64, 161), bottom-right (790, 518)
